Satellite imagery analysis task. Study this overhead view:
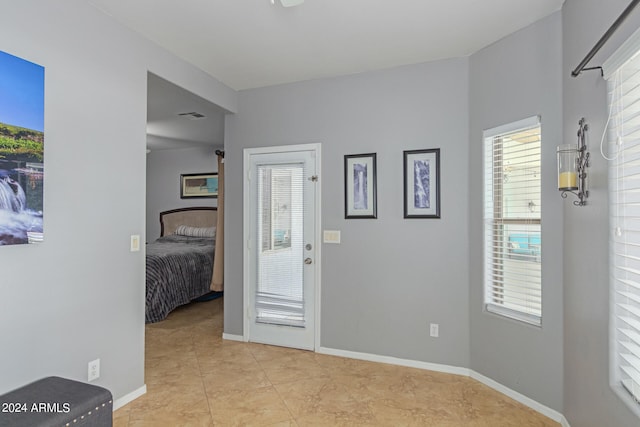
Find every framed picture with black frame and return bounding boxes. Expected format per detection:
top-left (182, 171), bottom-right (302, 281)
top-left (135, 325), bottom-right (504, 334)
top-left (344, 153), bottom-right (377, 219)
top-left (180, 172), bottom-right (218, 199)
top-left (403, 148), bottom-right (440, 218)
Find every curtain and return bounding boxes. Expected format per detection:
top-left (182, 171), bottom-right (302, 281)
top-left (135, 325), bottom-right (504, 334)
top-left (211, 151), bottom-right (224, 291)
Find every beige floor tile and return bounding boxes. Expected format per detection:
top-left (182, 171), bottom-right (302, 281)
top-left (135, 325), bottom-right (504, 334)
top-left (313, 352), bottom-right (388, 376)
top-left (367, 398), bottom-right (456, 427)
top-left (294, 413), bottom-right (379, 426)
top-left (197, 344), bottom-right (257, 373)
top-left (259, 354), bottom-right (329, 385)
top-left (274, 377), bottom-right (375, 423)
top-left (127, 381), bottom-right (210, 418)
top-left (248, 342), bottom-right (312, 362)
top-left (263, 420), bottom-right (298, 427)
top-left (468, 413), bottom-right (559, 427)
top-left (112, 407), bottom-right (130, 427)
top-left (113, 298), bottom-right (559, 427)
top-left (145, 333), bottom-right (195, 358)
top-left (145, 354), bottom-right (202, 384)
top-left (208, 386), bottom-right (293, 426)
top-left (332, 372), bottom-right (414, 403)
top-left (202, 365), bottom-right (272, 398)
top-left (127, 410), bottom-right (214, 427)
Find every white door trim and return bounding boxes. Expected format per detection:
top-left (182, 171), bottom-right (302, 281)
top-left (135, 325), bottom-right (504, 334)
top-left (242, 143), bottom-right (322, 351)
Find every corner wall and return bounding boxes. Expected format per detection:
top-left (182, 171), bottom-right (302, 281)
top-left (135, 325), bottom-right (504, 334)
top-left (468, 12), bottom-right (564, 411)
top-left (562, 0), bottom-right (640, 425)
top-left (0, 0), bottom-right (236, 402)
top-left (146, 147), bottom-right (219, 241)
top-left (225, 58), bottom-right (471, 367)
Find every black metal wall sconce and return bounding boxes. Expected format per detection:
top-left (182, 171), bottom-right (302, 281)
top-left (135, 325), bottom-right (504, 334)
top-left (558, 118), bottom-right (590, 206)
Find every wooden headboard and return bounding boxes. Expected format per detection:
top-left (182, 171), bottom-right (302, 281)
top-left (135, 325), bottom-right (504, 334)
top-left (159, 207), bottom-right (218, 237)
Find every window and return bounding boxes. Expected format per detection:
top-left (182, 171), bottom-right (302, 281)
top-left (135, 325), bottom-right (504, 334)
top-left (256, 162), bottom-right (305, 326)
top-left (483, 117), bottom-right (542, 326)
top-left (260, 168), bottom-right (293, 251)
top-left (604, 34), bottom-right (640, 408)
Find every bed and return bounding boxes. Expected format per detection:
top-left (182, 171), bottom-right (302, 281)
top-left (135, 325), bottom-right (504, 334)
top-left (145, 207), bottom-right (218, 323)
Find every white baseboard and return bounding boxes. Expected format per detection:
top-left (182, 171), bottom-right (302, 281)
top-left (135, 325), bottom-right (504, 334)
top-left (469, 371), bottom-right (569, 426)
top-left (222, 333), bottom-right (245, 342)
top-left (319, 346), bottom-right (570, 426)
top-left (318, 346), bottom-right (469, 376)
top-left (112, 384), bottom-right (146, 411)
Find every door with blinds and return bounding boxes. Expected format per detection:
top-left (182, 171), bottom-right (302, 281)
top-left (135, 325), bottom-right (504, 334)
top-left (244, 144), bottom-right (319, 350)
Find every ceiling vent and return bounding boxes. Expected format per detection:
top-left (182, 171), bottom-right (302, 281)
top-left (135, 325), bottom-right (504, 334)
top-left (178, 111), bottom-right (206, 120)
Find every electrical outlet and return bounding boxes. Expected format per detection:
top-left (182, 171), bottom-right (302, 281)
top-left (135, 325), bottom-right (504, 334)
top-left (430, 323), bottom-right (439, 338)
top-left (88, 358), bottom-right (100, 382)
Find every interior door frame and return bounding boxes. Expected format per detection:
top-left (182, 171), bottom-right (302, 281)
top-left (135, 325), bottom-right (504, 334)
top-left (242, 143), bottom-right (322, 351)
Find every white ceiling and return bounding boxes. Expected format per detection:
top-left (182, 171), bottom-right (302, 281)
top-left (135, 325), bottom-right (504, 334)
top-left (89, 0), bottom-right (564, 91)
top-left (146, 73), bottom-right (225, 151)
top-left (90, 0), bottom-right (565, 150)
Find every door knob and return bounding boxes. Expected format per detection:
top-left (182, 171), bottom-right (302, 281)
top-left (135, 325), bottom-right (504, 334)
top-left (304, 257), bottom-right (312, 265)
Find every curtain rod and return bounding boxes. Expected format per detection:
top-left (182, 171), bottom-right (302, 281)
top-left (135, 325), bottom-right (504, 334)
top-left (572, 0), bottom-right (640, 77)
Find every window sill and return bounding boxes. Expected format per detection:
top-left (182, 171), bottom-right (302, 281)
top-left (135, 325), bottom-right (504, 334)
top-left (485, 303), bottom-right (541, 327)
top-left (611, 383), bottom-right (640, 420)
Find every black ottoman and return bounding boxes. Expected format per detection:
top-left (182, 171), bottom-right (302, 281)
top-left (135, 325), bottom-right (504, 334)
top-left (0, 376), bottom-right (112, 427)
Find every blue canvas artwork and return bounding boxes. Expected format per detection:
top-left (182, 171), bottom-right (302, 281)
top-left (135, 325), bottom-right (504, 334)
top-left (205, 177), bottom-right (218, 192)
top-left (413, 159), bottom-right (430, 209)
top-left (353, 163), bottom-right (368, 210)
top-left (0, 50), bottom-right (44, 245)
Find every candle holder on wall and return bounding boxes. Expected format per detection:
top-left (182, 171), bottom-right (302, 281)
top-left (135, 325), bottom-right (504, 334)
top-left (558, 118), bottom-right (590, 206)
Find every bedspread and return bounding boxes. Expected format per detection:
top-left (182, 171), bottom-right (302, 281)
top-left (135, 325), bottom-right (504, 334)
top-left (145, 235), bottom-right (215, 323)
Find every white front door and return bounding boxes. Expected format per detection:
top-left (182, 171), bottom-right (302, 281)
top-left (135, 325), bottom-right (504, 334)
top-left (244, 144), bottom-right (320, 350)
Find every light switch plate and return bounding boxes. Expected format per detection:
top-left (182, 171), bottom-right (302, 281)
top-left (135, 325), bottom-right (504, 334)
top-left (130, 235), bottom-right (140, 252)
top-left (323, 230), bottom-right (341, 244)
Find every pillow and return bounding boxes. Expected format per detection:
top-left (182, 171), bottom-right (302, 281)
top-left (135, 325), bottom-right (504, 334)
top-left (175, 225), bottom-right (216, 238)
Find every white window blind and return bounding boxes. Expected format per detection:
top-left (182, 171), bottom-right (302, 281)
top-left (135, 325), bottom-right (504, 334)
top-left (483, 116), bottom-right (542, 326)
top-left (255, 163), bottom-right (305, 327)
top-left (607, 46), bottom-right (640, 406)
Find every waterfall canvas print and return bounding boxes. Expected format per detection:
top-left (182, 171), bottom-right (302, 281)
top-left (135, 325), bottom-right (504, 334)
top-left (0, 50), bottom-right (44, 245)
top-left (353, 163), bottom-right (368, 209)
top-left (344, 153), bottom-right (377, 219)
top-left (413, 160), bottom-right (431, 208)
top-left (403, 149), bottom-right (440, 218)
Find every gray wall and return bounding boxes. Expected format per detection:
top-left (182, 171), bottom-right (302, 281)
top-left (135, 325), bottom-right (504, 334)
top-left (468, 12), bottom-right (564, 411)
top-left (563, 0), bottom-right (640, 425)
top-left (225, 58), bottom-right (470, 366)
top-left (146, 147), bottom-right (219, 241)
top-left (0, 0), bottom-right (235, 402)
top-left (7, 1), bottom-right (640, 422)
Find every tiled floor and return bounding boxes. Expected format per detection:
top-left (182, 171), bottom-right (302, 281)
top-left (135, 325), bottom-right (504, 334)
top-left (113, 298), bottom-right (559, 426)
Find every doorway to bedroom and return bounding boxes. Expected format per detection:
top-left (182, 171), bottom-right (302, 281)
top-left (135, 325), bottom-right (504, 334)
top-left (145, 72), bottom-right (227, 243)
top-left (243, 144), bottom-right (321, 351)
top-left (145, 72), bottom-right (228, 323)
